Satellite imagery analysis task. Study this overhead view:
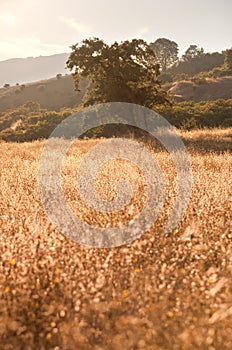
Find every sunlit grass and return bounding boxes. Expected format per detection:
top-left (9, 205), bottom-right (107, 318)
top-left (0, 128), bottom-right (231, 349)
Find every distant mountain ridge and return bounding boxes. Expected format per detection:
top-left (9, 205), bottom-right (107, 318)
top-left (0, 53), bottom-right (69, 86)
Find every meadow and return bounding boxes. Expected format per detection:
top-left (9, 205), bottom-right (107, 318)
top-left (0, 128), bottom-right (231, 350)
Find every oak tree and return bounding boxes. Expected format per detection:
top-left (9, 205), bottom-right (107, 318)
top-left (182, 45), bottom-right (204, 61)
top-left (66, 38), bottom-right (169, 108)
top-left (150, 38), bottom-right (179, 71)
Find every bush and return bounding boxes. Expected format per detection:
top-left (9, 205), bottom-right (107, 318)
top-left (157, 99), bottom-right (232, 130)
top-left (173, 73), bottom-right (189, 81)
top-left (0, 100), bottom-right (231, 141)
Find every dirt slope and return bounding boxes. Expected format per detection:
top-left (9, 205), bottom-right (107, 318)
top-left (168, 76), bottom-right (232, 101)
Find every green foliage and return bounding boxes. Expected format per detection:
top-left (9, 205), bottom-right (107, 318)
top-left (0, 102), bottom-right (71, 142)
top-left (193, 50), bottom-right (232, 79)
top-left (150, 38), bottom-right (178, 71)
top-left (157, 99), bottom-right (232, 129)
top-left (0, 37), bottom-right (232, 142)
top-left (192, 49), bottom-right (232, 79)
top-left (0, 99), bottom-right (231, 142)
top-left (198, 67), bottom-right (230, 79)
top-left (173, 73), bottom-right (189, 81)
top-left (67, 37), bottom-right (169, 108)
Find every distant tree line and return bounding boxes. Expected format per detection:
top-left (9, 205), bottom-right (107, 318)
top-left (0, 99), bottom-right (231, 142)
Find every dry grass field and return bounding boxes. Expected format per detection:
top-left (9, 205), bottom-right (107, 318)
top-left (0, 128), bottom-right (231, 350)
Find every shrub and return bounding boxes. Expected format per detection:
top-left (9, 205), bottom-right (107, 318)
top-left (0, 100), bottom-right (231, 141)
top-left (173, 73), bottom-right (189, 81)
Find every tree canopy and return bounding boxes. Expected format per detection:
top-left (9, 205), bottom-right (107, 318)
top-left (66, 38), bottom-right (169, 108)
top-left (224, 48), bottom-right (232, 70)
top-left (182, 45), bottom-right (204, 62)
top-left (150, 38), bottom-right (179, 71)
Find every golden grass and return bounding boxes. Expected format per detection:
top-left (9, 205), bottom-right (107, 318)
top-left (0, 128), bottom-right (231, 349)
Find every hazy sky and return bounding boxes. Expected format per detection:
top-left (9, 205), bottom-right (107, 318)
top-left (0, 0), bottom-right (231, 61)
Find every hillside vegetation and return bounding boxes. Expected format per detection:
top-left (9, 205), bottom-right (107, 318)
top-left (0, 39), bottom-right (231, 142)
top-left (0, 99), bottom-right (231, 142)
top-left (164, 52), bottom-right (224, 80)
top-left (168, 76), bottom-right (232, 102)
top-left (1, 43), bottom-right (232, 115)
top-left (0, 75), bottom-right (87, 113)
top-left (1, 72), bottom-right (232, 118)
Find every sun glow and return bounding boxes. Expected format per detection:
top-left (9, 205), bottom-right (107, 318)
top-left (0, 13), bottom-right (16, 26)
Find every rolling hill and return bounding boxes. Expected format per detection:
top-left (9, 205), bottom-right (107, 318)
top-left (1, 74), bottom-right (232, 114)
top-left (168, 76), bottom-right (232, 102)
top-left (0, 53), bottom-right (69, 87)
top-left (0, 74), bottom-right (87, 113)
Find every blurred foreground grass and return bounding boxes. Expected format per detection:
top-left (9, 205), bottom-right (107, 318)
top-left (0, 128), bottom-right (231, 350)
